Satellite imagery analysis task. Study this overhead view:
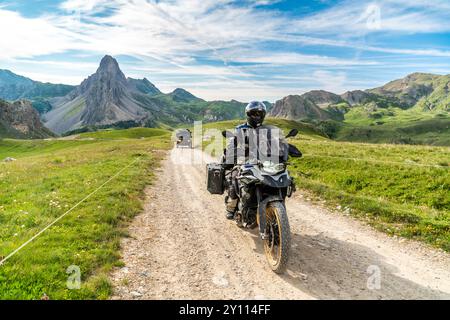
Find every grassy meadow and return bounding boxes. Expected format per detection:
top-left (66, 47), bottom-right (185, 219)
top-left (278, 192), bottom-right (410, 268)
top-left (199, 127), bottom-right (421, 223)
top-left (0, 128), bottom-right (171, 299)
top-left (203, 119), bottom-right (450, 251)
top-left (338, 108), bottom-right (449, 146)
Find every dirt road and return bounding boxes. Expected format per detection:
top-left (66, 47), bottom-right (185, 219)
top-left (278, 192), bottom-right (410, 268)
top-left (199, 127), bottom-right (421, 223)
top-left (111, 147), bottom-right (450, 300)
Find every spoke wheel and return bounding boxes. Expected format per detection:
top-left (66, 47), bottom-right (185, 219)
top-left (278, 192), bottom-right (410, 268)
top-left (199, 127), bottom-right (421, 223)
top-left (263, 202), bottom-right (291, 273)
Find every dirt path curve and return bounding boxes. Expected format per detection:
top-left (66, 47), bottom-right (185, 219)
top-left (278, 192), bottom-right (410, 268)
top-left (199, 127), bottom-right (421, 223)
top-left (111, 147), bottom-right (450, 300)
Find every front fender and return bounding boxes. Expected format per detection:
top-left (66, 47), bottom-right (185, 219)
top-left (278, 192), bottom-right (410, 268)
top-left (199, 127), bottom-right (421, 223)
top-left (263, 195), bottom-right (284, 203)
top-left (257, 193), bottom-right (284, 239)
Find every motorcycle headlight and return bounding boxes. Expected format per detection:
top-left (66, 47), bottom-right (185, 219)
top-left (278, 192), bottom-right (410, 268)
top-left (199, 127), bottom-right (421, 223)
top-left (261, 161), bottom-right (285, 174)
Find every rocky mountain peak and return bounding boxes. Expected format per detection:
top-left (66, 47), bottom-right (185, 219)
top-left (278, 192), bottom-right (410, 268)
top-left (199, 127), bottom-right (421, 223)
top-left (44, 55), bottom-right (156, 134)
top-left (170, 88), bottom-right (202, 102)
top-left (301, 90), bottom-right (344, 107)
top-left (269, 94), bottom-right (335, 121)
top-left (95, 55), bottom-right (127, 83)
top-left (99, 55), bottom-right (120, 71)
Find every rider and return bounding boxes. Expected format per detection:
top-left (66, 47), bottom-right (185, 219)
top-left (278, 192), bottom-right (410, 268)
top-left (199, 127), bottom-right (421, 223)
top-left (221, 101), bottom-right (288, 220)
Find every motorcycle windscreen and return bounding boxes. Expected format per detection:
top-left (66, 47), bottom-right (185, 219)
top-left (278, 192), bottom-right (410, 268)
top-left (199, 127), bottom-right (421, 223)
top-left (262, 174), bottom-right (291, 188)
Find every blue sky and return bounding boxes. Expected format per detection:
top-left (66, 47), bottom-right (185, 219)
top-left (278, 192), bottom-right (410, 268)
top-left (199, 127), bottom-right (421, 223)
top-left (0, 0), bottom-right (449, 101)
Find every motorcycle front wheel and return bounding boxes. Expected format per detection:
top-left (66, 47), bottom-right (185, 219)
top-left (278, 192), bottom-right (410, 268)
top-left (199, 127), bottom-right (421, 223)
top-left (264, 201), bottom-right (291, 273)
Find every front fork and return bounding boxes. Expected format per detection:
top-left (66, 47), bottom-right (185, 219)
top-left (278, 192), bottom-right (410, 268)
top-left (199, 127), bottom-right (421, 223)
top-left (256, 187), bottom-right (266, 239)
top-left (257, 187), bottom-right (284, 240)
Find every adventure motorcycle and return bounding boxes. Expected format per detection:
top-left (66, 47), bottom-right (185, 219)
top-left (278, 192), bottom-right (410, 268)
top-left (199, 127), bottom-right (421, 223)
top-left (207, 128), bottom-right (302, 273)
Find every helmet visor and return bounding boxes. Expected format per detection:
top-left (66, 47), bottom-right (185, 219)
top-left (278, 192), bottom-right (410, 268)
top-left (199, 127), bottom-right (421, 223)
top-left (248, 109), bottom-right (265, 119)
top-left (247, 109), bottom-right (265, 127)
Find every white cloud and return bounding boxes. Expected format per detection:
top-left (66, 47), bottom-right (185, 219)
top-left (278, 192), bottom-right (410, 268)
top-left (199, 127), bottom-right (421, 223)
top-left (271, 34), bottom-right (450, 58)
top-left (0, 9), bottom-right (76, 59)
top-left (127, 64), bottom-right (253, 77)
top-left (228, 52), bottom-right (378, 66)
top-left (9, 59), bottom-right (99, 70)
top-left (59, 0), bottom-right (112, 13)
top-left (2, 0), bottom-right (450, 62)
top-left (187, 85), bottom-right (297, 102)
top-left (292, 0), bottom-right (450, 35)
top-left (9, 69), bottom-right (83, 85)
top-left (0, 0), bottom-right (449, 101)
top-left (312, 70), bottom-right (348, 94)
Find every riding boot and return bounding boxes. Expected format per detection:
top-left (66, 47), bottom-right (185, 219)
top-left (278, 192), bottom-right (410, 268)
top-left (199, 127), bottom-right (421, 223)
top-left (225, 196), bottom-right (238, 219)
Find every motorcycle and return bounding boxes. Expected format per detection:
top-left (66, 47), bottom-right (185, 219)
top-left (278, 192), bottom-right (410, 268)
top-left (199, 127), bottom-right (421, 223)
top-left (219, 128), bottom-right (302, 273)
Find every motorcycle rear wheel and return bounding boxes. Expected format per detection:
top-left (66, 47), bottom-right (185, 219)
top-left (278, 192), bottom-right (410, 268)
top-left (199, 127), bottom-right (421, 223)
top-left (264, 201), bottom-right (291, 273)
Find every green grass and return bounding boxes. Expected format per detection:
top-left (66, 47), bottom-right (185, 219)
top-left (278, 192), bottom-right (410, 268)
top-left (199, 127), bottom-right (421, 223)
top-left (0, 139), bottom-right (95, 159)
top-left (340, 107), bottom-right (450, 146)
top-left (203, 120), bottom-right (450, 252)
top-left (77, 127), bottom-right (170, 140)
top-left (290, 138), bottom-right (450, 251)
top-left (63, 99), bottom-right (85, 121)
top-left (0, 128), bottom-right (171, 299)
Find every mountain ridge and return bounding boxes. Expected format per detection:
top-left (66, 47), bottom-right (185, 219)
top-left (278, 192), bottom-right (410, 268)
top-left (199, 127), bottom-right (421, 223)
top-left (42, 55), bottom-right (249, 134)
top-left (0, 69), bottom-right (75, 116)
top-left (1, 56), bottom-right (448, 144)
top-left (270, 72), bottom-right (450, 122)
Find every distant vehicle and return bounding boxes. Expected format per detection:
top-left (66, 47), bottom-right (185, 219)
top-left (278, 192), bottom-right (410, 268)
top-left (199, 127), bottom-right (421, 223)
top-left (176, 129), bottom-right (193, 148)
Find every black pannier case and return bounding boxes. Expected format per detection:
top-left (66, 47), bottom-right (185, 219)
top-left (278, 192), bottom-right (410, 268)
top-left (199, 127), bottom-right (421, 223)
top-left (207, 163), bottom-right (225, 195)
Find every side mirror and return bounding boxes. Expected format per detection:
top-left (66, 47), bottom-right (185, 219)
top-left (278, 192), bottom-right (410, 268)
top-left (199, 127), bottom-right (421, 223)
top-left (222, 130), bottom-right (234, 138)
top-left (288, 144), bottom-right (302, 158)
top-left (286, 129), bottom-right (299, 139)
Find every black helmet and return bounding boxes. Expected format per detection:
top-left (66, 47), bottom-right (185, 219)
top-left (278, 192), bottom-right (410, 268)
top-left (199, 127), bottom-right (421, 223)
top-left (246, 101), bottom-right (267, 128)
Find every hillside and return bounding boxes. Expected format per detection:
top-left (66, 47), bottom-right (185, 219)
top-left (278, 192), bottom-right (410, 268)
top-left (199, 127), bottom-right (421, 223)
top-left (338, 74), bottom-right (450, 145)
top-left (0, 69), bottom-right (74, 101)
top-left (367, 73), bottom-right (446, 110)
top-left (168, 88), bottom-right (203, 103)
top-left (269, 93), bottom-right (344, 121)
top-left (0, 99), bottom-right (55, 139)
top-left (335, 112), bottom-right (449, 146)
top-left (269, 72), bottom-right (450, 146)
top-left (0, 69), bottom-right (74, 114)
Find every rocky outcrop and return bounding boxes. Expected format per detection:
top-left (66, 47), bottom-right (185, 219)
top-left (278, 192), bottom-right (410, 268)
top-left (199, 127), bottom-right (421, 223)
top-left (269, 95), bottom-right (335, 121)
top-left (126, 77), bottom-right (161, 95)
top-left (301, 90), bottom-right (345, 108)
top-left (341, 90), bottom-right (373, 106)
top-left (0, 99), bottom-right (54, 138)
